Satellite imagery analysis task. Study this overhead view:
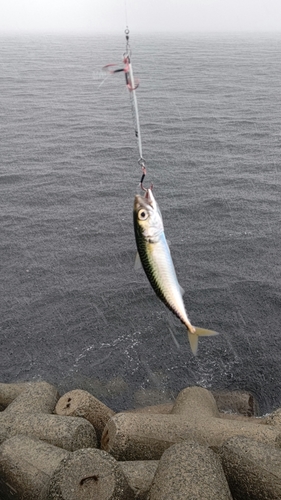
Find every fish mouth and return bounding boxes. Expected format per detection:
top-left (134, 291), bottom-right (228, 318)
top-left (134, 188), bottom-right (156, 211)
top-left (144, 188), bottom-right (154, 204)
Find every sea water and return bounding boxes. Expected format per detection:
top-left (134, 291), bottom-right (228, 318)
top-left (1, 33), bottom-right (281, 414)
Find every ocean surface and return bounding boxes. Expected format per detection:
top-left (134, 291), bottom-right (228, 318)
top-left (1, 33), bottom-right (281, 415)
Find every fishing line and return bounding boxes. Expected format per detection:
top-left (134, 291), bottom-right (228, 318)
top-left (123, 27), bottom-right (148, 188)
top-left (124, 0), bottom-right (129, 32)
top-left (101, 24), bottom-right (152, 191)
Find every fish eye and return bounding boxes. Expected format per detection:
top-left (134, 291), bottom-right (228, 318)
top-left (138, 208), bottom-right (149, 221)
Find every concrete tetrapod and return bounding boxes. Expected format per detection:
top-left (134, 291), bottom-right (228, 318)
top-left (0, 381), bottom-right (48, 409)
top-left (220, 435), bottom-right (281, 500)
top-left (0, 435), bottom-right (69, 500)
top-left (55, 389), bottom-right (115, 446)
top-left (127, 388), bottom-right (259, 419)
top-left (120, 461), bottom-right (158, 500)
top-left (211, 389), bottom-right (259, 417)
top-left (0, 435), bottom-right (135, 500)
top-left (0, 381), bottom-right (59, 414)
top-left (147, 441), bottom-right (233, 500)
top-left (49, 448), bottom-right (135, 500)
top-left (101, 387), bottom-right (281, 460)
top-left (264, 408), bottom-right (281, 426)
top-left (0, 381), bottom-right (97, 451)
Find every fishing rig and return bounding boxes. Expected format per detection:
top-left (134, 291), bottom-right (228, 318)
top-left (102, 28), bottom-right (152, 192)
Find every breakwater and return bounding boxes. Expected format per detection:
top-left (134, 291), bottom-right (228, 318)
top-left (0, 381), bottom-right (281, 499)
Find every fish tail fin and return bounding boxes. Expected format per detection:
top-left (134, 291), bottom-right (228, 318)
top-left (187, 327), bottom-right (219, 356)
top-left (188, 332), bottom-right (199, 356)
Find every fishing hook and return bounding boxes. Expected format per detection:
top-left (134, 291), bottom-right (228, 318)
top-left (139, 161), bottom-right (153, 192)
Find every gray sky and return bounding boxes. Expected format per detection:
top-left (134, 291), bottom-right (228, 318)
top-left (0, 0), bottom-right (280, 33)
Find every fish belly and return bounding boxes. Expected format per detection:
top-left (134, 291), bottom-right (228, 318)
top-left (145, 238), bottom-right (189, 326)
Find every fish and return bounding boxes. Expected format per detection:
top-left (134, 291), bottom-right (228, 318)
top-left (133, 188), bottom-right (219, 355)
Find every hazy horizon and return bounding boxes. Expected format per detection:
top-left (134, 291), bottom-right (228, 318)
top-left (0, 0), bottom-right (280, 34)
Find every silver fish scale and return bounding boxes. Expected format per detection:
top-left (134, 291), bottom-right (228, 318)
top-left (134, 215), bottom-right (188, 327)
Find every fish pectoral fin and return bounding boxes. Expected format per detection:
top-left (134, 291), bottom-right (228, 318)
top-left (188, 327), bottom-right (219, 356)
top-left (134, 252), bottom-right (142, 271)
